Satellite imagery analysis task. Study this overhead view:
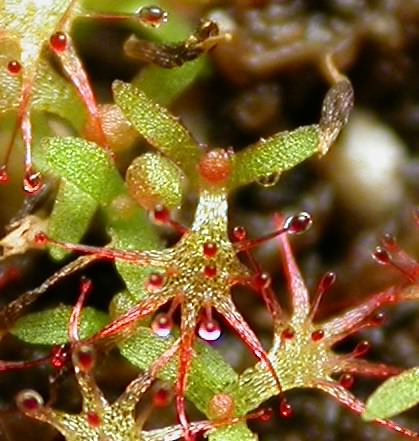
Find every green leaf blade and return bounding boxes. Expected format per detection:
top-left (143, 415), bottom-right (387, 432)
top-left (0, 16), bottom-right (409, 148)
top-left (48, 180), bottom-right (98, 260)
top-left (133, 58), bottom-right (207, 107)
top-left (33, 58), bottom-right (87, 131)
top-left (363, 367), bottom-right (419, 421)
top-left (12, 305), bottom-right (108, 345)
top-left (209, 423), bottom-right (257, 441)
top-left (113, 80), bottom-right (201, 177)
top-left (42, 137), bottom-right (125, 204)
top-left (230, 125), bottom-right (320, 190)
top-left (105, 194), bottom-right (161, 302)
top-left (126, 153), bottom-right (185, 210)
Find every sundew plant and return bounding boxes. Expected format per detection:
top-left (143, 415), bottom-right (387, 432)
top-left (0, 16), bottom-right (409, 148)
top-left (0, 1), bottom-right (418, 441)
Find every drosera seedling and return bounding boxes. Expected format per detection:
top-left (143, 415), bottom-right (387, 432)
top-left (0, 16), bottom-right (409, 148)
top-left (0, 0), bottom-right (97, 193)
top-left (29, 63), bottom-right (354, 439)
top-left (15, 280), bottom-right (272, 441)
top-left (360, 210), bottom-right (419, 425)
top-left (0, 2), bottom-right (175, 194)
top-left (32, 149), bottom-right (289, 440)
top-left (230, 214), bottom-right (419, 438)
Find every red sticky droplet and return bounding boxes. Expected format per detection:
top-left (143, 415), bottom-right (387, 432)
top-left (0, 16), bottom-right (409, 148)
top-left (198, 318), bottom-right (221, 341)
top-left (339, 373), bottom-right (354, 389)
top-left (198, 149), bottom-right (231, 184)
top-left (21, 397), bottom-right (40, 410)
top-left (381, 233), bottom-right (397, 252)
top-left (279, 398), bottom-right (293, 418)
top-left (311, 329), bottom-right (325, 342)
top-left (23, 168), bottom-right (42, 194)
top-left (75, 345), bottom-right (95, 372)
top-left (0, 266), bottom-right (19, 289)
top-left (16, 390), bottom-right (44, 412)
top-left (281, 327), bottom-right (295, 340)
top-left (318, 271), bottom-right (336, 293)
top-left (146, 272), bottom-right (165, 292)
top-left (371, 312), bottom-right (385, 327)
top-left (50, 32), bottom-right (68, 52)
top-left (0, 166), bottom-right (9, 183)
top-left (372, 246), bottom-right (391, 265)
top-left (80, 276), bottom-right (93, 296)
top-left (50, 345), bottom-right (69, 369)
top-left (353, 341), bottom-right (370, 358)
top-left (151, 313), bottom-right (172, 337)
top-left (153, 205), bottom-right (170, 224)
top-left (203, 242), bottom-right (217, 258)
top-left (204, 264), bottom-right (217, 278)
top-left (285, 212), bottom-right (312, 235)
top-left (153, 388), bottom-right (171, 407)
top-left (232, 226), bottom-right (247, 242)
top-left (7, 60), bottom-right (21, 75)
top-left (254, 272), bottom-right (271, 290)
top-left (87, 412), bottom-right (101, 427)
top-left (34, 232), bottom-right (48, 246)
top-left (136, 5), bottom-right (168, 27)
top-left (258, 408), bottom-right (273, 422)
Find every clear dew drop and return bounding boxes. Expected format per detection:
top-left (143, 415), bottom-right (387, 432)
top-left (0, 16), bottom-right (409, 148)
top-left (256, 172), bottom-right (281, 188)
top-left (136, 5), bottom-right (168, 28)
top-left (198, 318), bottom-right (222, 341)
